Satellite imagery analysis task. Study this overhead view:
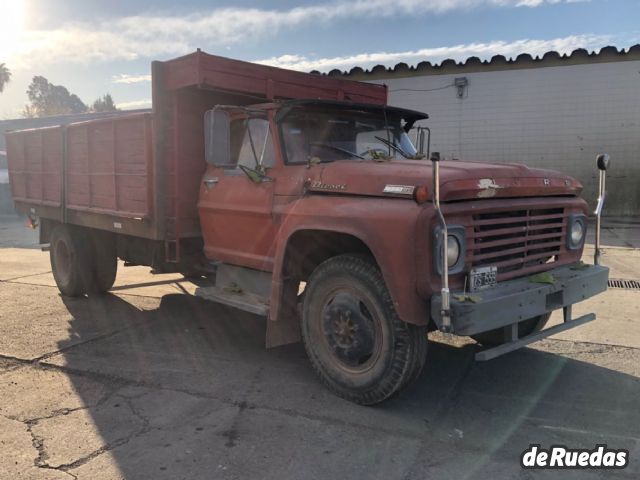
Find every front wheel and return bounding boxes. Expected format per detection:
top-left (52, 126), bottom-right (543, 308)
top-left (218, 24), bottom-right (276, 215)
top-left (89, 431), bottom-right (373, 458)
top-left (471, 313), bottom-right (551, 347)
top-left (301, 255), bottom-right (427, 405)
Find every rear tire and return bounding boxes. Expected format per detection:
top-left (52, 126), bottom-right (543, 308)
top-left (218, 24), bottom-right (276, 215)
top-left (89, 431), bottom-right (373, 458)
top-left (301, 254), bottom-right (427, 405)
top-left (471, 314), bottom-right (551, 347)
top-left (90, 230), bottom-right (117, 293)
top-left (50, 225), bottom-right (94, 297)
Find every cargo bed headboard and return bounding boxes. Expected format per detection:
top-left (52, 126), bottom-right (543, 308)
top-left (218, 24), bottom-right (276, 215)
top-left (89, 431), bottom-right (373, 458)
top-left (152, 50), bottom-right (388, 253)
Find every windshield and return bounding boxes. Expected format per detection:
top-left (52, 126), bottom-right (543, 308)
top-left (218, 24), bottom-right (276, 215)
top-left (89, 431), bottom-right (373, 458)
top-left (280, 106), bottom-right (420, 164)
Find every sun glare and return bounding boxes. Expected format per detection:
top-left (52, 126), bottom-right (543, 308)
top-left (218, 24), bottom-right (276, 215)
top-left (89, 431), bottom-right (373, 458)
top-left (0, 0), bottom-right (26, 60)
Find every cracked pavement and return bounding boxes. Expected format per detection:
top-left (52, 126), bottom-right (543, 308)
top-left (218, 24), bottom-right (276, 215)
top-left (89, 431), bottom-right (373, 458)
top-left (0, 215), bottom-right (639, 479)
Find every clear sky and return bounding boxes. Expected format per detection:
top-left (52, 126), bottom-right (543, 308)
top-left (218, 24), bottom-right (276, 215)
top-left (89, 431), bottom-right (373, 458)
top-left (0, 0), bottom-right (639, 118)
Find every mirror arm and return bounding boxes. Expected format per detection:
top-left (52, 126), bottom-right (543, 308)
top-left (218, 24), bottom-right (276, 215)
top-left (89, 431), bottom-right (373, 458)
top-left (245, 120), bottom-right (261, 168)
top-left (594, 154), bottom-right (610, 265)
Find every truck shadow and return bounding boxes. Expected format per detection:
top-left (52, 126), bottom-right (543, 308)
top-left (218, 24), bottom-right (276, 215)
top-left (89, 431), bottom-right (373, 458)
top-left (55, 292), bottom-right (639, 479)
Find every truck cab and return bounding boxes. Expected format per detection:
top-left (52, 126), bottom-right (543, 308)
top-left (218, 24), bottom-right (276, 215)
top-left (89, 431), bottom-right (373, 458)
top-left (194, 97), bottom-right (608, 404)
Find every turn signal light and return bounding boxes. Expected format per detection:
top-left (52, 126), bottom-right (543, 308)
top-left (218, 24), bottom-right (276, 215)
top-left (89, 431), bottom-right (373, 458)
top-left (414, 185), bottom-right (429, 204)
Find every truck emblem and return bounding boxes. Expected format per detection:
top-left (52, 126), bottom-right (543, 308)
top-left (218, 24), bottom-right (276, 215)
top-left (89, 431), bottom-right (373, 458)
top-left (310, 180), bottom-right (346, 191)
top-left (543, 178), bottom-right (551, 186)
top-left (476, 178), bottom-right (502, 198)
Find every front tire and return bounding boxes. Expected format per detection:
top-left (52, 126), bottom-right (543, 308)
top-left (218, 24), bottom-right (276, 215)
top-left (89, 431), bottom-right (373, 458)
top-left (301, 255), bottom-right (427, 405)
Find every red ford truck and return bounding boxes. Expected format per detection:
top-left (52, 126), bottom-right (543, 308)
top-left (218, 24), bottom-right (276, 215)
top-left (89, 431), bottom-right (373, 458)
top-left (5, 50), bottom-right (610, 404)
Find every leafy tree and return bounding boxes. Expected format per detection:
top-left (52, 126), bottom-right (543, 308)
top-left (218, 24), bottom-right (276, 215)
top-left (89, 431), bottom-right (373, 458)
top-left (91, 93), bottom-right (118, 112)
top-left (23, 76), bottom-right (88, 117)
top-left (21, 105), bottom-right (37, 118)
top-left (0, 63), bottom-right (11, 93)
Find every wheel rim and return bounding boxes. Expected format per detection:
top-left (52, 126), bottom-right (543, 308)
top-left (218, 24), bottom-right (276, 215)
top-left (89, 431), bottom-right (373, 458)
top-left (319, 287), bottom-right (383, 373)
top-left (54, 239), bottom-right (71, 283)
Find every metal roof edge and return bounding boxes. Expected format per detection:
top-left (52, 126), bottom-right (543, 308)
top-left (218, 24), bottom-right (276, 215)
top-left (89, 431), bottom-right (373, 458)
top-left (318, 45), bottom-right (640, 80)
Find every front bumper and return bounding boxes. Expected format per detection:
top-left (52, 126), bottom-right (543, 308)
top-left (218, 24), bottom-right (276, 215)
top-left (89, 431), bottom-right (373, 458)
top-left (430, 263), bottom-right (609, 336)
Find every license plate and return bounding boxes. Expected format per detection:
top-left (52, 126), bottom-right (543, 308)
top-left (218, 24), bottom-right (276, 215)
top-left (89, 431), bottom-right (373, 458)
top-left (469, 266), bottom-right (497, 291)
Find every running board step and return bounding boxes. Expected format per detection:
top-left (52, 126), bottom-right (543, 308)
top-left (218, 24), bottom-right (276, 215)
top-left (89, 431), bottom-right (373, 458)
top-left (194, 286), bottom-right (269, 316)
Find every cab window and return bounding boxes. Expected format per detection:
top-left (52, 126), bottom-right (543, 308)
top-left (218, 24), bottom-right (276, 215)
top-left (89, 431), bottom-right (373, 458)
top-left (229, 118), bottom-right (275, 169)
top-left (280, 109), bottom-right (418, 164)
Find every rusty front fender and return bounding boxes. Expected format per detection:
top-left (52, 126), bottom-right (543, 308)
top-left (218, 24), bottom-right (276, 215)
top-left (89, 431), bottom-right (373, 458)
top-left (268, 195), bottom-right (430, 327)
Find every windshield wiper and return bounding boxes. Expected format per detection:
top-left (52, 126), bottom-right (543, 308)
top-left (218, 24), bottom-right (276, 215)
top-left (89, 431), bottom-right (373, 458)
top-left (373, 135), bottom-right (412, 159)
top-left (310, 142), bottom-right (365, 160)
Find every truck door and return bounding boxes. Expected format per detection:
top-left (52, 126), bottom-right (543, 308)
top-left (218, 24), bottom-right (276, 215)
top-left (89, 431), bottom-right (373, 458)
top-left (198, 115), bottom-right (278, 271)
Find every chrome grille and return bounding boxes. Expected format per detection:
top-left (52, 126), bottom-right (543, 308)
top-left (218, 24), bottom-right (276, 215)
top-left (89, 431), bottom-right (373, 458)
top-left (469, 208), bottom-right (565, 281)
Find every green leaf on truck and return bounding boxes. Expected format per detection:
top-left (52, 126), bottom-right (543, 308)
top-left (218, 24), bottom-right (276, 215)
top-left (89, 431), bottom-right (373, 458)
top-left (238, 165), bottom-right (263, 184)
top-left (307, 156), bottom-right (321, 168)
top-left (570, 261), bottom-right (591, 271)
top-left (453, 294), bottom-right (482, 303)
top-left (223, 282), bottom-right (243, 294)
top-left (528, 272), bottom-right (555, 284)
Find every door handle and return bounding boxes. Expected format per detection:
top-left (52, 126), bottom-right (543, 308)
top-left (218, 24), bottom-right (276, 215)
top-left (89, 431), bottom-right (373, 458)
top-left (203, 177), bottom-right (219, 188)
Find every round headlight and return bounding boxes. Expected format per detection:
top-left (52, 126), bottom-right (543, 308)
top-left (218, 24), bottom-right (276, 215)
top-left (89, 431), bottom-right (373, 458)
top-left (570, 220), bottom-right (585, 246)
top-left (447, 235), bottom-right (461, 267)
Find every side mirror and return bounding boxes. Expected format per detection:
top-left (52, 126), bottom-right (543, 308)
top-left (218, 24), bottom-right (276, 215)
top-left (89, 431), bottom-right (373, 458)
top-left (204, 109), bottom-right (231, 166)
top-left (596, 153), bottom-right (610, 171)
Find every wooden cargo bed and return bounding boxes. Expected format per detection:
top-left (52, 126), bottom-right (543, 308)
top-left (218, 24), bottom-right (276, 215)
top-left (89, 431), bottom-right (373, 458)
top-left (6, 50), bottom-right (388, 250)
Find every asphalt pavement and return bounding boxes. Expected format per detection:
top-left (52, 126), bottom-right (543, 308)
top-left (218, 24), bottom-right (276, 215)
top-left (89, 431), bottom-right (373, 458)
top-left (0, 214), bottom-right (639, 479)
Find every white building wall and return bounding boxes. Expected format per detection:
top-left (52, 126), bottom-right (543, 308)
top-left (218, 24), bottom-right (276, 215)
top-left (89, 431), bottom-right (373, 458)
top-left (369, 61), bottom-right (640, 216)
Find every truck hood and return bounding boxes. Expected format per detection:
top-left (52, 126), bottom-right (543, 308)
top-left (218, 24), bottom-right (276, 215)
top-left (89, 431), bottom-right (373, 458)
top-left (306, 159), bottom-right (582, 201)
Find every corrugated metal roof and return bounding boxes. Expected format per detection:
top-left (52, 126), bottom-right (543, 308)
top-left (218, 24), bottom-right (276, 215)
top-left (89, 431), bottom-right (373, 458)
top-left (319, 44), bottom-right (640, 80)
